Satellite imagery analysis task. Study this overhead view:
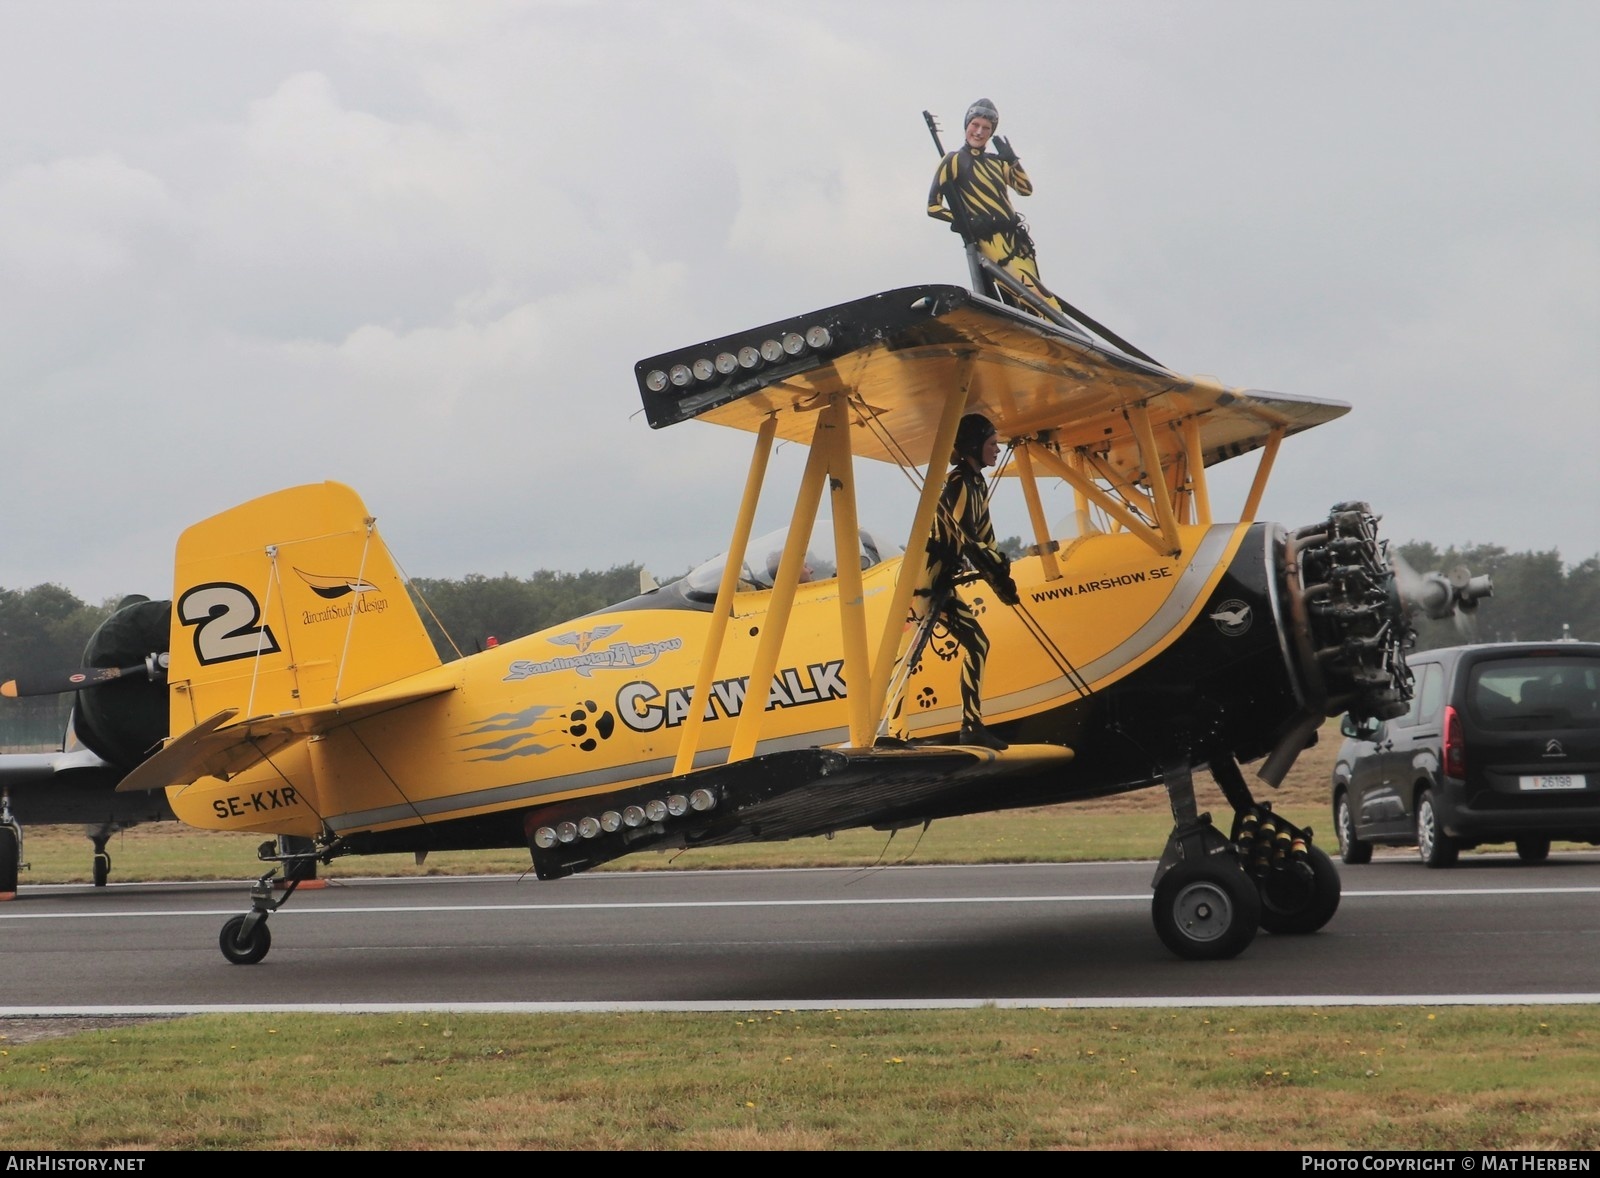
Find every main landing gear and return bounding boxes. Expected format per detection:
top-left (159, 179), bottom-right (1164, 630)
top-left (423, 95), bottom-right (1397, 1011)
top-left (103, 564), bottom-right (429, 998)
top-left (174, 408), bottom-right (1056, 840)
top-left (91, 831), bottom-right (112, 888)
top-left (1151, 759), bottom-right (1341, 960)
top-left (216, 839), bottom-right (329, 964)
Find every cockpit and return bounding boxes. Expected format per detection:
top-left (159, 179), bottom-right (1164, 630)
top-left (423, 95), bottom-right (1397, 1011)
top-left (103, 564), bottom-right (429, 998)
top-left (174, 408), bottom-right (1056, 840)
top-left (683, 521), bottom-right (904, 601)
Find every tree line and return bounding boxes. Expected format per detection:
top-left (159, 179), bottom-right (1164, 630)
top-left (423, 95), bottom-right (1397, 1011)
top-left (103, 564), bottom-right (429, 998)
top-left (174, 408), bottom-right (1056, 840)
top-left (3, 545), bottom-right (1596, 748)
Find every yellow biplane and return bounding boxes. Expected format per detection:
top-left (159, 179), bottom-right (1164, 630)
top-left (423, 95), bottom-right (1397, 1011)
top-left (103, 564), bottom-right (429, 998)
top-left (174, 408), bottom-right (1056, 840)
top-left (3, 281), bottom-right (1485, 964)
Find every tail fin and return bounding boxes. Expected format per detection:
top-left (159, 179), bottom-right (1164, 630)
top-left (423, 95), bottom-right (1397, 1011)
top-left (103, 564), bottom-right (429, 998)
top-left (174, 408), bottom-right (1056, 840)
top-left (168, 482), bottom-right (441, 732)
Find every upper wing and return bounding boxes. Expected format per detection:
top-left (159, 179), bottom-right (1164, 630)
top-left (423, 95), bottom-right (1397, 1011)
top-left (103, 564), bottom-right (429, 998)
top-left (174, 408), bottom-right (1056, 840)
top-left (634, 283), bottom-right (1346, 474)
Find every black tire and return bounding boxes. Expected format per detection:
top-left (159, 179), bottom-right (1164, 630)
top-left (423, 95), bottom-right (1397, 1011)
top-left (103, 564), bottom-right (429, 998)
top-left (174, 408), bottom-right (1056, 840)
top-left (1334, 792), bottom-right (1373, 865)
top-left (1417, 789), bottom-right (1459, 868)
top-left (1515, 836), bottom-right (1551, 864)
top-left (1259, 844), bottom-right (1342, 934)
top-left (93, 852), bottom-right (110, 888)
top-left (0, 825), bottom-right (19, 894)
top-left (1153, 856), bottom-right (1262, 961)
top-left (219, 915), bottom-right (271, 965)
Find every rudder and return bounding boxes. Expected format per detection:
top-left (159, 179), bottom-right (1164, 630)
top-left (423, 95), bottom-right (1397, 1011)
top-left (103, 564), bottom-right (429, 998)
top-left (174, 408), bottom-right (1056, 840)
top-left (168, 482), bottom-right (441, 734)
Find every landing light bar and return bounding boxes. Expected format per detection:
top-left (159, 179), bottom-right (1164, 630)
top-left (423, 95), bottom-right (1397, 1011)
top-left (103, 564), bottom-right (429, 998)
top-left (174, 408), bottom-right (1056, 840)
top-left (637, 318), bottom-right (836, 428)
top-left (531, 787), bottom-right (719, 851)
top-left (641, 325), bottom-right (833, 395)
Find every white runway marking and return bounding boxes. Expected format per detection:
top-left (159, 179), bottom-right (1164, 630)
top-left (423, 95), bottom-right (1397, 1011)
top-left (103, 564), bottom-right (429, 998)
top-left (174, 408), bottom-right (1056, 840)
top-left (4, 995), bottom-right (1600, 1017)
top-left (4, 883), bottom-right (1599, 921)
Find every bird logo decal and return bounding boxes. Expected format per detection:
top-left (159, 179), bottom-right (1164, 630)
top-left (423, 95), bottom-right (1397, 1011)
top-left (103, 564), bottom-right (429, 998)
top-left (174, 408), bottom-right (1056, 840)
top-left (1209, 600), bottom-right (1252, 637)
top-left (549, 626), bottom-right (623, 655)
top-left (294, 569), bottom-right (381, 600)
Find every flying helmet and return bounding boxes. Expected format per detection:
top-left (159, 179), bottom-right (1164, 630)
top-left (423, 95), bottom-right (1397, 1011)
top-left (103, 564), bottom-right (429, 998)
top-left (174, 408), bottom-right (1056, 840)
top-left (953, 412), bottom-right (997, 462)
top-left (964, 98), bottom-right (999, 129)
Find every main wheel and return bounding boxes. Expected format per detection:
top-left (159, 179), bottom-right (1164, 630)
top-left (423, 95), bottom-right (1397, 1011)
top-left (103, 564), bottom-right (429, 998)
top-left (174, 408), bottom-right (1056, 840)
top-left (1153, 857), bottom-right (1262, 961)
top-left (219, 915), bottom-right (272, 965)
top-left (1259, 844), bottom-right (1342, 934)
top-left (93, 851), bottom-right (111, 888)
top-left (1335, 792), bottom-right (1373, 865)
top-left (1417, 789), bottom-right (1459, 867)
top-left (0, 826), bottom-right (19, 894)
top-left (1515, 836), bottom-right (1551, 863)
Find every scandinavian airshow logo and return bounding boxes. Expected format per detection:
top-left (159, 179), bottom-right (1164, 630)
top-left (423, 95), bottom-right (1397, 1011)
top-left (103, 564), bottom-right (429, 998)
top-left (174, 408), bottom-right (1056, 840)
top-left (504, 628), bottom-right (685, 681)
top-left (1209, 600), bottom-right (1252, 637)
top-left (295, 569), bottom-right (389, 624)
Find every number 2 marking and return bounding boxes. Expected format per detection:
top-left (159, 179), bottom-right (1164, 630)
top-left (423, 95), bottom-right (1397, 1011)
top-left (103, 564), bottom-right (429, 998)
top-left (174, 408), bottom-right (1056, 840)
top-left (178, 583), bottom-right (282, 665)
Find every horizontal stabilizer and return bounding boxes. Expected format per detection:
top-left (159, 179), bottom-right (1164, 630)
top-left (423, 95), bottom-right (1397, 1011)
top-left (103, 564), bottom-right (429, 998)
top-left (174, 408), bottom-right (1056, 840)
top-left (116, 680), bottom-right (455, 793)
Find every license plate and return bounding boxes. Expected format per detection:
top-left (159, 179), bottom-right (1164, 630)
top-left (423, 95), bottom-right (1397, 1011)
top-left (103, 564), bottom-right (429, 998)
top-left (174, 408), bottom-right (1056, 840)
top-left (1519, 774), bottom-right (1586, 791)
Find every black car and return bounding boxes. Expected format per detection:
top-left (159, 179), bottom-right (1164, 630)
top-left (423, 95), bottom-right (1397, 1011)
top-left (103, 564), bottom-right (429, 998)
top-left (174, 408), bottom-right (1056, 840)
top-left (1332, 642), bottom-right (1600, 866)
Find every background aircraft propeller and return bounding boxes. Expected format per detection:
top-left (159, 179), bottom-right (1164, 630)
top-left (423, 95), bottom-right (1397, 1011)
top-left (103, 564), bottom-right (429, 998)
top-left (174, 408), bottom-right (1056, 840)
top-left (1, 653), bottom-right (169, 699)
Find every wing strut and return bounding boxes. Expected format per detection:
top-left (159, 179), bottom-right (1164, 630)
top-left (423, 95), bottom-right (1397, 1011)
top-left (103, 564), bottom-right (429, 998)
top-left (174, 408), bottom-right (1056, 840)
top-left (1025, 444), bottom-right (1173, 556)
top-left (1181, 418), bottom-right (1212, 526)
top-left (1011, 441), bottom-right (1064, 582)
top-left (1239, 427), bottom-right (1285, 523)
top-left (728, 410), bottom-right (835, 763)
top-left (671, 414), bottom-right (777, 776)
top-left (866, 367), bottom-right (973, 729)
top-left (819, 396), bottom-right (874, 747)
top-left (1126, 402), bottom-right (1184, 553)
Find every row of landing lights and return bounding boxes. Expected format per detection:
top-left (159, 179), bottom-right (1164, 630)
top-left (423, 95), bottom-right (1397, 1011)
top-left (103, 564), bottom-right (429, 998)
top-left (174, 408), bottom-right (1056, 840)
top-left (642, 326), bottom-right (834, 392)
top-left (531, 787), bottom-right (719, 849)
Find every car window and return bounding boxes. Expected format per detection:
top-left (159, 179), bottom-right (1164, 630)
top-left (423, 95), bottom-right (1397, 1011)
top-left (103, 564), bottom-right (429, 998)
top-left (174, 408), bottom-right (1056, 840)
top-left (1470, 656), bottom-right (1600, 730)
top-left (1396, 663), bottom-right (1439, 727)
top-left (1414, 663), bottom-right (1443, 725)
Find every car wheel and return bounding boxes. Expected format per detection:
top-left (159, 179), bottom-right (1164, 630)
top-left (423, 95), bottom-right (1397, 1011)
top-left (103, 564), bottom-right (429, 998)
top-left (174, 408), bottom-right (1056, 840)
top-left (1416, 789), bottom-right (1459, 868)
top-left (1334, 792), bottom-right (1373, 865)
top-left (1515, 836), bottom-right (1551, 864)
top-left (1259, 844), bottom-right (1342, 934)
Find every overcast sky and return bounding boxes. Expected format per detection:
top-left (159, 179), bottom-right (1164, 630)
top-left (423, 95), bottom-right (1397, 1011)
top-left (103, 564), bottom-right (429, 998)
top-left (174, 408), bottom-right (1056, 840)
top-left (2, 0), bottom-right (1595, 604)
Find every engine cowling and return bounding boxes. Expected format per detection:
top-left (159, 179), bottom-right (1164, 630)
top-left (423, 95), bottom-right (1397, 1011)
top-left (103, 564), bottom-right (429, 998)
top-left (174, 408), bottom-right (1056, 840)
top-left (73, 597), bottom-right (171, 771)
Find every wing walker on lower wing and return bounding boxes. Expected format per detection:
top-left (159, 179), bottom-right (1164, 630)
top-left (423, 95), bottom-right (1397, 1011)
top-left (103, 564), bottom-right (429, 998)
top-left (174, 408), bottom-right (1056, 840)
top-left (2, 281), bottom-right (1492, 964)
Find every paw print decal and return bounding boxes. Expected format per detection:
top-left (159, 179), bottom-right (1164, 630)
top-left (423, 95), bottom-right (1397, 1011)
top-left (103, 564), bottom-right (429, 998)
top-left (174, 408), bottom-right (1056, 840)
top-left (561, 699), bottom-right (616, 752)
top-left (916, 686), bottom-right (939, 710)
top-left (929, 623), bottom-right (961, 663)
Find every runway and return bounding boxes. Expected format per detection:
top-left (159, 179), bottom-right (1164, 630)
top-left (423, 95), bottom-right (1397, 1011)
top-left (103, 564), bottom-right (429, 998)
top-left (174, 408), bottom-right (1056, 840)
top-left (2, 856), bottom-right (1597, 1013)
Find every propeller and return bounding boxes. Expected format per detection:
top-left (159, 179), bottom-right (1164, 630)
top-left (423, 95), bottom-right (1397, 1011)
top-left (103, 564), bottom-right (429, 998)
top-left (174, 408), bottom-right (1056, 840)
top-left (1, 653), bottom-right (169, 699)
top-left (1390, 554), bottom-right (1493, 640)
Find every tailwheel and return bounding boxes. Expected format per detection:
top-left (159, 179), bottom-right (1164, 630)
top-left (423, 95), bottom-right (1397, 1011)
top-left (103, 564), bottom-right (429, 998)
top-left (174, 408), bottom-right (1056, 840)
top-left (219, 914), bottom-right (272, 965)
top-left (218, 870), bottom-right (296, 964)
top-left (1152, 857), bottom-right (1261, 961)
top-left (1258, 843), bottom-right (1342, 934)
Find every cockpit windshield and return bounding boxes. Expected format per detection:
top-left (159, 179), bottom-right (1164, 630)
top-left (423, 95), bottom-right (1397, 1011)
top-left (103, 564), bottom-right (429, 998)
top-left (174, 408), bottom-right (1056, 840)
top-left (684, 521), bottom-right (904, 599)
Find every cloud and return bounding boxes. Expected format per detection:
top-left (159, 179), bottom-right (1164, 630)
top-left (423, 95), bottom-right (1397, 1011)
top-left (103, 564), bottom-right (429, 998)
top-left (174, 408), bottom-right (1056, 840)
top-left (0, 0), bottom-right (1595, 605)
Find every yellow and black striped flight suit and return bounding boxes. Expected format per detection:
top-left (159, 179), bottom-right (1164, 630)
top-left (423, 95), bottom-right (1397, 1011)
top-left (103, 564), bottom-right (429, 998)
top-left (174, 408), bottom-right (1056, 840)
top-left (915, 462), bottom-right (1013, 731)
top-left (928, 146), bottom-right (1065, 315)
